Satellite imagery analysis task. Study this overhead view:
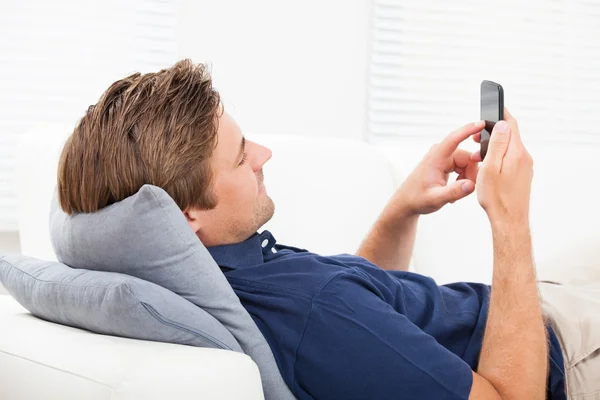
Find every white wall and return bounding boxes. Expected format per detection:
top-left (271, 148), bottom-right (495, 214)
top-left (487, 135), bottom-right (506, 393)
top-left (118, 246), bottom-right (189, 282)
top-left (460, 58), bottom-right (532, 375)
top-left (0, 231), bottom-right (19, 293)
top-left (3, 0), bottom-right (371, 259)
top-left (178, 0), bottom-right (370, 140)
top-left (0, 232), bottom-right (20, 254)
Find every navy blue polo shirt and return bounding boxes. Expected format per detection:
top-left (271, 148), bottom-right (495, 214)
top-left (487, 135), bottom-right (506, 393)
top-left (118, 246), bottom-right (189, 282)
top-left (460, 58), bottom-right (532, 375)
top-left (207, 231), bottom-right (565, 400)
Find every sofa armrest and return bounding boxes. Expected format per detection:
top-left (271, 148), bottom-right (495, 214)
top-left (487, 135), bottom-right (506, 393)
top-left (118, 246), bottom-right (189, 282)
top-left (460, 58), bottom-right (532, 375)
top-left (0, 295), bottom-right (265, 400)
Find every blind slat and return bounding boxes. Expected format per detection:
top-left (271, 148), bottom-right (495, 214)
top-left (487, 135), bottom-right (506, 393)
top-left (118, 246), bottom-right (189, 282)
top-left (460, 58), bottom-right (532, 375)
top-left (368, 0), bottom-right (600, 145)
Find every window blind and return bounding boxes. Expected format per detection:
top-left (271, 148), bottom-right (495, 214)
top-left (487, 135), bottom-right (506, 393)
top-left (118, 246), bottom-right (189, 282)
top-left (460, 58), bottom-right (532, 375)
top-left (0, 0), bottom-right (179, 231)
top-left (368, 0), bottom-right (600, 142)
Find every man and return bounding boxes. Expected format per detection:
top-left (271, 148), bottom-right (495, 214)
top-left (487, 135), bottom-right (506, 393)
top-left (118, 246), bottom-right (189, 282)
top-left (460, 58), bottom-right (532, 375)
top-left (57, 60), bottom-right (600, 399)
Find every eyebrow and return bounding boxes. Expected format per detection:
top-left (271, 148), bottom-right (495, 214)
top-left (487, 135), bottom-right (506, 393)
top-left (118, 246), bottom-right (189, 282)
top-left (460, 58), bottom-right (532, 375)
top-left (236, 136), bottom-right (246, 166)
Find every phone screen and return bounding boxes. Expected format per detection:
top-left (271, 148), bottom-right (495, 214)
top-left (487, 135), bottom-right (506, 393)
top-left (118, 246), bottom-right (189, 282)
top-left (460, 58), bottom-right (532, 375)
top-left (480, 81), bottom-right (504, 160)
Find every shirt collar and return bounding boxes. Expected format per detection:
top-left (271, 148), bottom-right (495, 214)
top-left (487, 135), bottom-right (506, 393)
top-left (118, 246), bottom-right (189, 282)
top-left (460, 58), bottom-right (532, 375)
top-left (207, 230), bottom-right (277, 270)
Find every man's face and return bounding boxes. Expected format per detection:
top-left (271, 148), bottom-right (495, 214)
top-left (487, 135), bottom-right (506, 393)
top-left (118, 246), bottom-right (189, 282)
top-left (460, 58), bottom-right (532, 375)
top-left (184, 111), bottom-right (275, 247)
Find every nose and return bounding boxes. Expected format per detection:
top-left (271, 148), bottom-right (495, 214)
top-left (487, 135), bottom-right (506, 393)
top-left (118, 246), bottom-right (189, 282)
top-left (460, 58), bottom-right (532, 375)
top-left (248, 140), bottom-right (272, 172)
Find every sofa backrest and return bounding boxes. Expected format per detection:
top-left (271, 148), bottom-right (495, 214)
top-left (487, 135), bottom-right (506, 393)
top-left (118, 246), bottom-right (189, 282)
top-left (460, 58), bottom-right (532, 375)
top-left (16, 125), bottom-right (404, 266)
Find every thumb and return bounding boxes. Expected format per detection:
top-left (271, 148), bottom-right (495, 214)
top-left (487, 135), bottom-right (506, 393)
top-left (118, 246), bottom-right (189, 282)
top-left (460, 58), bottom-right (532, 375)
top-left (430, 179), bottom-right (475, 205)
top-left (484, 120), bottom-right (511, 167)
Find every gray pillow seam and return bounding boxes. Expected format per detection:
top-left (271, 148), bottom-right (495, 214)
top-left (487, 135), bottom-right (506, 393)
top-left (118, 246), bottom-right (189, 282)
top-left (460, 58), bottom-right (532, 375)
top-left (139, 301), bottom-right (234, 351)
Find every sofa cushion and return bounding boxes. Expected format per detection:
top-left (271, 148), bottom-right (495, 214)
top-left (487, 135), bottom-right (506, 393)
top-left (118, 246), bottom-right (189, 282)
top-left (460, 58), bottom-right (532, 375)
top-left (49, 184), bottom-right (295, 400)
top-left (0, 253), bottom-right (242, 351)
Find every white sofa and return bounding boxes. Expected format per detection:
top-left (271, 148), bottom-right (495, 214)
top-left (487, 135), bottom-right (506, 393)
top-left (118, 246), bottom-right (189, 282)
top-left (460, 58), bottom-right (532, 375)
top-left (3, 123), bottom-right (600, 399)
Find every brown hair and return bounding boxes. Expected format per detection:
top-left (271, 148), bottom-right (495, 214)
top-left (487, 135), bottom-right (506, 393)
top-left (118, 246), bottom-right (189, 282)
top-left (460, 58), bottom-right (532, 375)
top-left (57, 59), bottom-right (222, 214)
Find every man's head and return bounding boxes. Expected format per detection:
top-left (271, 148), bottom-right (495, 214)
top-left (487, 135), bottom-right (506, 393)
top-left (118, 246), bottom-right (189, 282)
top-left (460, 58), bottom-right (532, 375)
top-left (57, 59), bottom-right (274, 247)
top-left (183, 111), bottom-right (275, 246)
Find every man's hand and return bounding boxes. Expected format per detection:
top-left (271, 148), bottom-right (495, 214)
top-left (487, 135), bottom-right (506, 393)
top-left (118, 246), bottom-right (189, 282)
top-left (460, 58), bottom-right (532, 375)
top-left (396, 121), bottom-right (484, 216)
top-left (470, 108), bottom-right (533, 228)
top-left (357, 121), bottom-right (484, 271)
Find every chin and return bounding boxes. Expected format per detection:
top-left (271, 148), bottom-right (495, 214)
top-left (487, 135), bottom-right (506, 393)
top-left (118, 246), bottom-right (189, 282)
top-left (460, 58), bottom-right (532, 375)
top-left (258, 196), bottom-right (275, 225)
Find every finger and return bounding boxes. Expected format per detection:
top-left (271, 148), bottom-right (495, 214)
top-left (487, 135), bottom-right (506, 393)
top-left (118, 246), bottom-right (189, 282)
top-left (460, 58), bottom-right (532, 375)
top-left (503, 107), bottom-right (515, 122)
top-left (453, 149), bottom-right (479, 183)
top-left (456, 170), bottom-right (470, 181)
top-left (464, 156), bottom-right (479, 182)
top-left (438, 120), bottom-right (485, 156)
top-left (503, 107), bottom-right (521, 140)
top-left (472, 132), bottom-right (481, 143)
top-left (452, 149), bottom-right (472, 169)
top-left (483, 120), bottom-right (511, 170)
top-left (470, 150), bottom-right (482, 163)
top-left (429, 179), bottom-right (475, 205)
top-left (500, 107), bottom-right (531, 166)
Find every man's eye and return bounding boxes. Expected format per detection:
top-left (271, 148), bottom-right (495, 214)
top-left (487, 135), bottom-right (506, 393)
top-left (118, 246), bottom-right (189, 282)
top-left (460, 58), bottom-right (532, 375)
top-left (238, 152), bottom-right (248, 166)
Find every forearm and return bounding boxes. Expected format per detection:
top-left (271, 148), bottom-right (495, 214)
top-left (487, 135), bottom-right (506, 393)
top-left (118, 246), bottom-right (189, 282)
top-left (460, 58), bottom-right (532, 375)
top-left (356, 194), bottom-right (418, 271)
top-left (477, 223), bottom-right (547, 400)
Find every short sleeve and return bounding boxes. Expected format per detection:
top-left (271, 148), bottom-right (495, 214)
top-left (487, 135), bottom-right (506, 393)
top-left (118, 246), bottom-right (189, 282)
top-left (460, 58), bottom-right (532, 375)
top-left (293, 271), bottom-right (473, 400)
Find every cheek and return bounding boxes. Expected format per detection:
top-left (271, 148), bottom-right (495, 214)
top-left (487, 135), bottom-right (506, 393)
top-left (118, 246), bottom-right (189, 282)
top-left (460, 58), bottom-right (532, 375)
top-left (219, 172), bottom-right (258, 206)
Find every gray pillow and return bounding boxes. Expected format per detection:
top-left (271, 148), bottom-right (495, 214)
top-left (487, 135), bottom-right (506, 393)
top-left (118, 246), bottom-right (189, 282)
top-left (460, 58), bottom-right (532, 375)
top-left (50, 185), bottom-right (295, 400)
top-left (0, 253), bottom-right (242, 352)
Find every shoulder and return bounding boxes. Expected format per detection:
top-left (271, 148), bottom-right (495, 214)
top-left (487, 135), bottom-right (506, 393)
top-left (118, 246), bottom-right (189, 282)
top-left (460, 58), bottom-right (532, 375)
top-left (227, 252), bottom-right (375, 299)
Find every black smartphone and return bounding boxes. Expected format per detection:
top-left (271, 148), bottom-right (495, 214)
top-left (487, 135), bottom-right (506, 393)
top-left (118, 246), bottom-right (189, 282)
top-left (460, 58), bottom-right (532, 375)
top-left (480, 80), bottom-right (504, 160)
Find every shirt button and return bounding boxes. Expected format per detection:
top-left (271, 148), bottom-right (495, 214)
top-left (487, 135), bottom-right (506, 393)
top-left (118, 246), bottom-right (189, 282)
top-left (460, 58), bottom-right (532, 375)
top-left (261, 239), bottom-right (269, 248)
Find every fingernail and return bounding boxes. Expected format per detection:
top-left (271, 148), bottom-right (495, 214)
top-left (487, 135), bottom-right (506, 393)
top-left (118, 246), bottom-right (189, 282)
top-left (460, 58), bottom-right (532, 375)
top-left (462, 181), bottom-right (474, 193)
top-left (494, 120), bottom-right (508, 133)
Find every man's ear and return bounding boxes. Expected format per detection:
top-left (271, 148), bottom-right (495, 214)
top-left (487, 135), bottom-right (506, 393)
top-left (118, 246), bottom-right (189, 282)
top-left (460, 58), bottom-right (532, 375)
top-left (183, 209), bottom-right (203, 233)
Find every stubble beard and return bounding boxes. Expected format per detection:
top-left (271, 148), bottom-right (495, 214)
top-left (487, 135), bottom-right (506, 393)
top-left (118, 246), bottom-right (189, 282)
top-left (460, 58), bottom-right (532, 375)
top-left (255, 193), bottom-right (275, 229)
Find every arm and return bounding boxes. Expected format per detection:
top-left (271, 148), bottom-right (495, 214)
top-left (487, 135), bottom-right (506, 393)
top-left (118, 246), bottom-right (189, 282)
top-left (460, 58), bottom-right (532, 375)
top-left (475, 224), bottom-right (547, 399)
top-left (470, 112), bottom-right (547, 399)
top-left (357, 121), bottom-right (484, 272)
top-left (356, 195), bottom-right (418, 272)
